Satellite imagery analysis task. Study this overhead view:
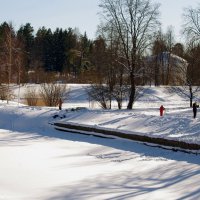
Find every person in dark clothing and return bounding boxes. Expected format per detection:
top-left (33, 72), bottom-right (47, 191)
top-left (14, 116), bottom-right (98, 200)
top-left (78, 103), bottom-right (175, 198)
top-left (193, 102), bottom-right (199, 118)
top-left (58, 98), bottom-right (63, 110)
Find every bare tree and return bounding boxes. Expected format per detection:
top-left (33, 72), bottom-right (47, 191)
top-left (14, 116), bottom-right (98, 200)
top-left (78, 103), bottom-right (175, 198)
top-left (0, 23), bottom-right (21, 102)
top-left (165, 26), bottom-right (175, 85)
top-left (183, 5), bottom-right (200, 44)
top-left (183, 44), bottom-right (200, 107)
top-left (112, 85), bottom-right (129, 109)
top-left (0, 23), bottom-right (27, 104)
top-left (99, 0), bottom-right (160, 109)
top-left (150, 30), bottom-right (167, 85)
top-left (88, 26), bottom-right (130, 109)
top-left (169, 85), bottom-right (200, 108)
top-left (167, 48), bottom-right (200, 107)
top-left (174, 5), bottom-right (200, 106)
top-left (0, 23), bottom-right (15, 95)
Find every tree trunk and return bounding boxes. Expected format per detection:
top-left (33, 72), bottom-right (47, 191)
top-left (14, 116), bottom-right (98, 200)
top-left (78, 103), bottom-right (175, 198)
top-left (118, 101), bottom-right (122, 109)
top-left (189, 86), bottom-right (193, 107)
top-left (190, 97), bottom-right (193, 108)
top-left (155, 55), bottom-right (160, 86)
top-left (127, 72), bottom-right (135, 109)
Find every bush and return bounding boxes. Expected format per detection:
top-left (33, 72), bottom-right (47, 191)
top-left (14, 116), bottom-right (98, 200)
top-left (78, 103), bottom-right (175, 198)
top-left (86, 84), bottom-right (110, 109)
top-left (0, 85), bottom-right (13, 101)
top-left (24, 87), bottom-right (38, 106)
top-left (40, 83), bottom-right (69, 107)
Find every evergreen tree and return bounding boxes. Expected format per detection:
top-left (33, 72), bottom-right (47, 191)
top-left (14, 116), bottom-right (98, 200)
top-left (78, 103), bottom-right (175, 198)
top-left (17, 23), bottom-right (34, 69)
top-left (64, 28), bottom-right (78, 74)
top-left (34, 27), bottom-right (53, 71)
top-left (52, 28), bottom-right (66, 72)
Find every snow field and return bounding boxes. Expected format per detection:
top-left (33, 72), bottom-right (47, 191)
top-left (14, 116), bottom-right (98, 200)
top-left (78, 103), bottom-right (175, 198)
top-left (0, 84), bottom-right (200, 199)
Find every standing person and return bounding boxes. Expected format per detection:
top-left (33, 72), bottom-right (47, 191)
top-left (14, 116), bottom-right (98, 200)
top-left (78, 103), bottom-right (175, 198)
top-left (193, 102), bottom-right (199, 118)
top-left (58, 98), bottom-right (63, 110)
top-left (159, 105), bottom-right (165, 116)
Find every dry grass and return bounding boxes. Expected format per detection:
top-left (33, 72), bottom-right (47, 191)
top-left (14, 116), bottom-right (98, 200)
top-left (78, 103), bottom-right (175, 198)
top-left (35, 99), bottom-right (46, 106)
top-left (22, 98), bottom-right (47, 106)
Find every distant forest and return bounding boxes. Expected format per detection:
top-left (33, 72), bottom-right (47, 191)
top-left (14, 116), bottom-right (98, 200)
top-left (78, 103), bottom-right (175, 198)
top-left (0, 22), bottom-right (96, 83)
top-left (0, 20), bottom-right (199, 86)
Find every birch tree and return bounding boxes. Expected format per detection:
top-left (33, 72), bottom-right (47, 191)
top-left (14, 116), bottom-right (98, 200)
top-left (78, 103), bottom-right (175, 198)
top-left (0, 23), bottom-right (16, 101)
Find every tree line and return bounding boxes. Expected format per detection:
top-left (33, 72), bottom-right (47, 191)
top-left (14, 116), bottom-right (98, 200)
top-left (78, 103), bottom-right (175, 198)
top-left (0, 22), bottom-right (95, 83)
top-left (0, 0), bottom-right (200, 109)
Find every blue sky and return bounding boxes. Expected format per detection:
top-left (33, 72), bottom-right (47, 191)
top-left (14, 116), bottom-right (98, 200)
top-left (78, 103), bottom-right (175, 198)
top-left (0, 0), bottom-right (99, 38)
top-left (0, 0), bottom-right (199, 41)
top-left (153, 0), bottom-right (199, 41)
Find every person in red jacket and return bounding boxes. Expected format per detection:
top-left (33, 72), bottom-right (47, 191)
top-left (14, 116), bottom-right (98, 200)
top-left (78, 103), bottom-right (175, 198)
top-left (159, 105), bottom-right (165, 116)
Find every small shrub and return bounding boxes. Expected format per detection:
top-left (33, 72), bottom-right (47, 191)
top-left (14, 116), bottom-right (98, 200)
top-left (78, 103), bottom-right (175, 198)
top-left (40, 83), bottom-right (69, 107)
top-left (0, 85), bottom-right (13, 101)
top-left (86, 84), bottom-right (110, 109)
top-left (24, 87), bottom-right (38, 106)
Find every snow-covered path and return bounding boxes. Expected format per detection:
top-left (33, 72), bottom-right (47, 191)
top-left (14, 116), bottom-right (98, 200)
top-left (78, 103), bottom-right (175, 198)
top-left (0, 105), bottom-right (200, 200)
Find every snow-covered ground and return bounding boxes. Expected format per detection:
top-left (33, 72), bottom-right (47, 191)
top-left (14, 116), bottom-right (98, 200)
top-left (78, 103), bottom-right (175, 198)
top-left (57, 85), bottom-right (200, 146)
top-left (0, 84), bottom-right (200, 199)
